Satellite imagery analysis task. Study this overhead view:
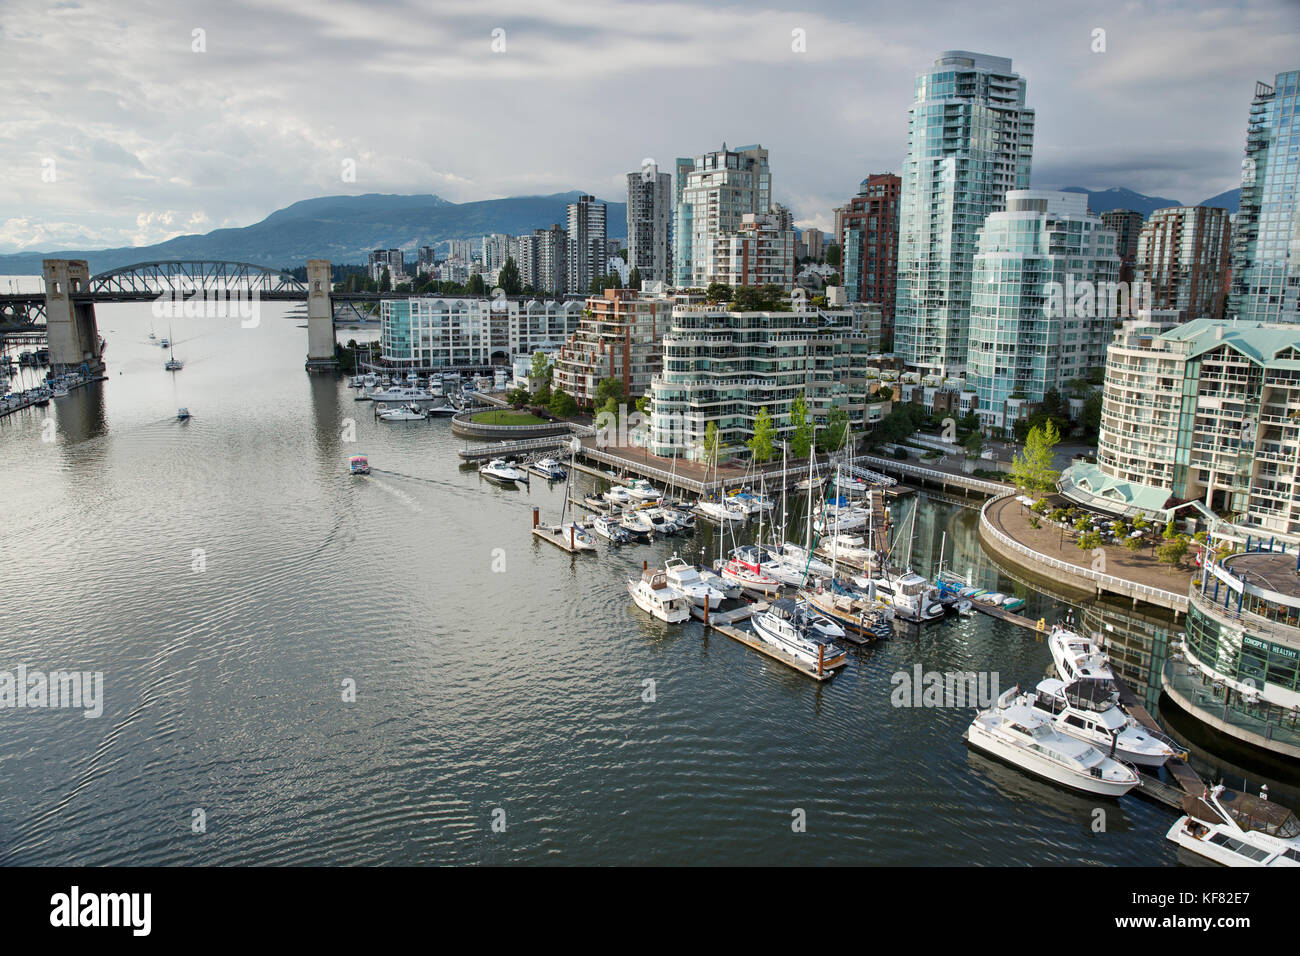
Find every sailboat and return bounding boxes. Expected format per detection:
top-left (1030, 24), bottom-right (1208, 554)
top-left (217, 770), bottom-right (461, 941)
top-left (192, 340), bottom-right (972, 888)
top-left (164, 327), bottom-right (183, 371)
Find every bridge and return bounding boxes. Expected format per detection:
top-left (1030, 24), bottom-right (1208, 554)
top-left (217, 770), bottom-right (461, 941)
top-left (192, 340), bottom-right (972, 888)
top-left (0, 258), bottom-right (411, 372)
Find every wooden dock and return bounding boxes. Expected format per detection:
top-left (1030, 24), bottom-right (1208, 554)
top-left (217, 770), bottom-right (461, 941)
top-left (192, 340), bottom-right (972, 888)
top-left (532, 525), bottom-right (594, 553)
top-left (1114, 675), bottom-right (1202, 799)
top-left (970, 600), bottom-right (1045, 632)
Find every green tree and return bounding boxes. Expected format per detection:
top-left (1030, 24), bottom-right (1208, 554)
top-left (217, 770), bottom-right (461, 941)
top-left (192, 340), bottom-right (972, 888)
top-left (498, 256), bottom-right (522, 295)
top-left (529, 350), bottom-right (552, 382)
top-left (466, 273), bottom-right (487, 295)
top-left (705, 281), bottom-right (732, 303)
top-left (379, 267), bottom-right (392, 293)
top-left (747, 406), bottom-right (776, 463)
top-left (506, 386), bottom-right (530, 408)
top-left (963, 429), bottom-right (984, 457)
top-left (531, 380), bottom-right (551, 406)
top-left (1162, 519), bottom-right (1176, 540)
top-left (875, 385), bottom-right (893, 401)
top-left (825, 244), bottom-right (841, 269)
top-left (1009, 419), bottom-right (1061, 495)
top-left (627, 266), bottom-right (641, 290)
top-left (548, 388), bottom-right (577, 418)
top-left (1124, 535), bottom-right (1145, 552)
top-left (1077, 530), bottom-right (1102, 552)
top-left (789, 394), bottom-right (814, 458)
top-left (1158, 536), bottom-right (1189, 572)
top-left (702, 421), bottom-right (720, 467)
top-left (595, 376), bottom-right (626, 409)
top-left (817, 405), bottom-right (850, 453)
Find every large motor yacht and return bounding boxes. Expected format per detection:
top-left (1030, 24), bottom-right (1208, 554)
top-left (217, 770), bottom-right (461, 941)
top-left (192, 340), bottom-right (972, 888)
top-left (964, 690), bottom-right (1140, 797)
top-left (627, 569), bottom-right (692, 623)
top-left (1016, 678), bottom-right (1178, 768)
top-left (750, 598), bottom-right (848, 673)
top-left (1049, 625), bottom-right (1116, 683)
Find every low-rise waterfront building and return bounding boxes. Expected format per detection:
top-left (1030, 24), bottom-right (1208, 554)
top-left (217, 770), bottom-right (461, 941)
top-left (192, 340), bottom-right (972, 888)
top-left (1060, 317), bottom-right (1300, 537)
top-left (1168, 547), bottom-right (1300, 758)
top-left (380, 296), bottom-right (582, 370)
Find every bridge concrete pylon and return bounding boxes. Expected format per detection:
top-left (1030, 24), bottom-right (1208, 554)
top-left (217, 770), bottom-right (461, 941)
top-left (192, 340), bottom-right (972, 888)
top-left (43, 259), bottom-right (103, 370)
top-left (304, 259), bottom-right (338, 372)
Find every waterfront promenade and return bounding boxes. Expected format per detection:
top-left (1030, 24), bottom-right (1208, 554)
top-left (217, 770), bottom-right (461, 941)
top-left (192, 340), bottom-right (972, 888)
top-left (981, 494), bottom-right (1192, 612)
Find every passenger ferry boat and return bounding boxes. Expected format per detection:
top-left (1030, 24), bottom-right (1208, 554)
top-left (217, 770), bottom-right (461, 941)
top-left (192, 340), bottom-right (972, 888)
top-left (627, 569), bottom-right (691, 623)
top-left (1167, 786), bottom-right (1300, 867)
top-left (750, 598), bottom-right (848, 672)
top-left (964, 690), bottom-right (1140, 797)
top-left (1016, 678), bottom-right (1178, 767)
top-left (1048, 625), bottom-right (1115, 683)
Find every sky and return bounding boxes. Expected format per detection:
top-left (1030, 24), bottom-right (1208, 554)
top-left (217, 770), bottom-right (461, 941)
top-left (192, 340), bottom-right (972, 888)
top-left (2, 0), bottom-right (1297, 253)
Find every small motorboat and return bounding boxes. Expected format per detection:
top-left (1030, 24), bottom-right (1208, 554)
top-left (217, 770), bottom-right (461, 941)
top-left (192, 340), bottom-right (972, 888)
top-left (176, 407), bottom-right (191, 421)
top-left (1167, 785), bottom-right (1300, 867)
top-left (592, 514), bottom-right (633, 544)
top-left (480, 459), bottom-right (529, 486)
top-left (377, 402), bottom-right (427, 422)
top-left (349, 455), bottom-right (370, 475)
top-left (716, 546), bottom-right (783, 597)
top-left (750, 597), bottom-right (848, 672)
top-left (528, 458), bottom-right (567, 481)
top-left (624, 479), bottom-right (661, 502)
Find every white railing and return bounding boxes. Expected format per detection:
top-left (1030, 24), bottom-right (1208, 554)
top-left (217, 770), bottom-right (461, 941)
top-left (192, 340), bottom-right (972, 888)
top-left (857, 454), bottom-right (1010, 496)
top-left (980, 494), bottom-right (1188, 610)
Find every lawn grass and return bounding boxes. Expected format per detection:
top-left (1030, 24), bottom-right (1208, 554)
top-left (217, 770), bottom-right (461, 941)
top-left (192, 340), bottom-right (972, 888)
top-left (472, 409), bottom-right (548, 426)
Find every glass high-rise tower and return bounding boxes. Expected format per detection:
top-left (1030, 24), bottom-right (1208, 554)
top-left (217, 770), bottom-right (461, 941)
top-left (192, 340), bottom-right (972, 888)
top-left (1229, 70), bottom-right (1300, 324)
top-left (894, 51), bottom-right (1035, 378)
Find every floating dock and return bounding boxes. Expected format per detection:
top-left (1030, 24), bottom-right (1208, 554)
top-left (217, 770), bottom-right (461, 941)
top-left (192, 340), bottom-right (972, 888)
top-left (694, 599), bottom-right (840, 681)
top-left (531, 525), bottom-right (593, 553)
top-left (1114, 674), bottom-right (1203, 801)
top-left (970, 600), bottom-right (1043, 631)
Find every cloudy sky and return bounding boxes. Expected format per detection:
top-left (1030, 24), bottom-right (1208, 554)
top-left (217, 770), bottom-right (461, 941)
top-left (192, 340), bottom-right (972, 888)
top-left (2, 0), bottom-right (1297, 252)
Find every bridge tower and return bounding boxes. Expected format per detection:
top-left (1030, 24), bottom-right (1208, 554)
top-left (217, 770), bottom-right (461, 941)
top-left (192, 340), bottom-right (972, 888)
top-left (304, 259), bottom-right (338, 372)
top-left (43, 259), bottom-right (103, 371)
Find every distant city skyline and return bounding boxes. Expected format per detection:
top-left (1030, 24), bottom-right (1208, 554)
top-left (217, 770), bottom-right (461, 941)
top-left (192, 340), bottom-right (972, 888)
top-left (2, 0), bottom-right (1298, 253)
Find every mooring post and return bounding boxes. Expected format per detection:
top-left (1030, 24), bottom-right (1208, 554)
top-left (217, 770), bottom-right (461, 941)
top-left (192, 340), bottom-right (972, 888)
top-left (703, 594), bottom-right (710, 628)
top-left (532, 507), bottom-right (539, 529)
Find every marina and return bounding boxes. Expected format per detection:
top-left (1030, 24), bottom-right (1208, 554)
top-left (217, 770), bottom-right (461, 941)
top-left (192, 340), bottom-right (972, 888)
top-left (3, 308), bottom-right (1296, 868)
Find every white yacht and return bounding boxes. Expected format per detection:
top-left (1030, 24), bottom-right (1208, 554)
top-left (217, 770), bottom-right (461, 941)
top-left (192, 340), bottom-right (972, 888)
top-left (964, 691), bottom-right (1140, 797)
top-left (856, 572), bottom-right (945, 622)
top-left (479, 459), bottom-right (529, 486)
top-left (696, 563), bottom-right (741, 600)
top-left (818, 534), bottom-right (877, 567)
top-left (1167, 786), bottom-right (1300, 867)
top-left (1049, 625), bottom-right (1115, 683)
top-left (695, 498), bottom-right (747, 523)
top-left (766, 542), bottom-right (834, 580)
top-left (627, 569), bottom-right (692, 623)
top-left (624, 479), bottom-right (660, 501)
top-left (664, 555), bottom-right (728, 608)
top-left (603, 486), bottom-right (635, 506)
top-left (1017, 678), bottom-right (1178, 768)
top-left (369, 384), bottom-right (427, 402)
top-left (377, 403), bottom-right (427, 422)
top-left (813, 503), bottom-right (868, 534)
top-left (619, 510), bottom-right (657, 539)
top-left (750, 598), bottom-right (848, 672)
top-left (528, 458), bottom-right (567, 481)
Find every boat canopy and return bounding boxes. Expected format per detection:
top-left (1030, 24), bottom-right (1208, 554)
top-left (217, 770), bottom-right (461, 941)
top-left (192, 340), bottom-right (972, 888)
top-left (1184, 791), bottom-right (1300, 838)
top-left (1061, 678), bottom-right (1119, 712)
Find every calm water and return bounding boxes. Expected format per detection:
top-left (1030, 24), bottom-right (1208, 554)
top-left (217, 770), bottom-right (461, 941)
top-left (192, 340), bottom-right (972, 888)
top-left (0, 302), bottom-right (1291, 865)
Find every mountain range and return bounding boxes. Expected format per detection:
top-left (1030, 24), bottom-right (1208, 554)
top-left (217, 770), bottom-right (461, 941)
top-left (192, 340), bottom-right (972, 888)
top-left (0, 191), bottom-right (628, 275)
top-left (0, 185), bottom-right (1242, 277)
